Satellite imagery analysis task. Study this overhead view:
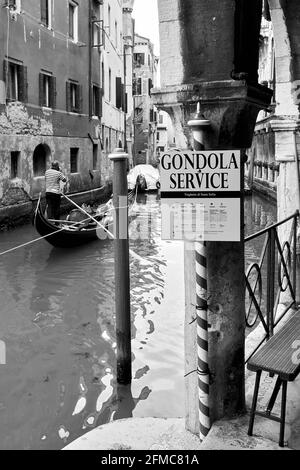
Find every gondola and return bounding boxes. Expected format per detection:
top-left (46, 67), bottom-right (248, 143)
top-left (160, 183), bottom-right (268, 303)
top-left (34, 197), bottom-right (113, 248)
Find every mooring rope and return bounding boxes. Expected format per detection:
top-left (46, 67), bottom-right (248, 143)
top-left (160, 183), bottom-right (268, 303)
top-left (0, 226), bottom-right (67, 257)
top-left (0, 188), bottom-right (141, 259)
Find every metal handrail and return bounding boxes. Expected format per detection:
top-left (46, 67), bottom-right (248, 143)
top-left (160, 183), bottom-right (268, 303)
top-left (245, 211), bottom-right (299, 242)
top-left (245, 210), bottom-right (299, 363)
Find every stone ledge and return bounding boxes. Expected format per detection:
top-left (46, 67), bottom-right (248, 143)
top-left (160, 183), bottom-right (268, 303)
top-left (63, 418), bottom-right (202, 451)
top-left (63, 416), bottom-right (292, 451)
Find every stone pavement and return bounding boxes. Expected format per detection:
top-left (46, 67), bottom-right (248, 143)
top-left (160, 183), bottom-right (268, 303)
top-left (63, 416), bottom-right (290, 451)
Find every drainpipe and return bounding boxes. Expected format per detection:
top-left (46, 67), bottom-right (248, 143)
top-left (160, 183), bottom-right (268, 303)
top-left (88, 0), bottom-right (93, 120)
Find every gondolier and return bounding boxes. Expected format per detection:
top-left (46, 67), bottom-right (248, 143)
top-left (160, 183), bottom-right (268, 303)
top-left (45, 161), bottom-right (67, 221)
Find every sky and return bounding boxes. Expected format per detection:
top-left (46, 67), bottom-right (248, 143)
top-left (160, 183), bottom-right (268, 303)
top-left (132, 0), bottom-right (160, 55)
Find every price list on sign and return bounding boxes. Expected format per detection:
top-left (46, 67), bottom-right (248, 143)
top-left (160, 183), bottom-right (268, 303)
top-left (160, 150), bottom-right (241, 242)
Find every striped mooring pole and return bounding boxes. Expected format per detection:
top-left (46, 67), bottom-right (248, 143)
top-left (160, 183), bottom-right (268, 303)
top-left (188, 103), bottom-right (211, 441)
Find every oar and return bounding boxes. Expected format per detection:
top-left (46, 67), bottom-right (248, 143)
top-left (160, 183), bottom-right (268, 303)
top-left (62, 193), bottom-right (114, 239)
top-left (61, 193), bottom-right (146, 263)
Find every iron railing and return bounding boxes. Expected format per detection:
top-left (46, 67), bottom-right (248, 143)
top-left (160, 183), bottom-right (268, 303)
top-left (245, 210), bottom-right (299, 363)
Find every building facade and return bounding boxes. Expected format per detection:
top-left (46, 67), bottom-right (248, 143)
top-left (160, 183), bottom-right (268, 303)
top-left (0, 0), bottom-right (135, 226)
top-left (246, 13), bottom-right (278, 199)
top-left (133, 33), bottom-right (158, 166)
top-left (156, 110), bottom-right (176, 158)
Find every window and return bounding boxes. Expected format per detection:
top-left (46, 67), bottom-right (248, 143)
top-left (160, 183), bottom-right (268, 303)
top-left (148, 78), bottom-right (153, 96)
top-left (157, 132), bottom-right (160, 141)
top-left (93, 144), bottom-right (98, 170)
top-left (11, 151), bottom-right (20, 179)
top-left (66, 80), bottom-right (82, 113)
top-left (41, 0), bottom-right (51, 28)
top-left (115, 77), bottom-right (123, 109)
top-left (3, 59), bottom-right (27, 102)
top-left (159, 114), bottom-right (163, 124)
top-left (93, 22), bottom-right (101, 49)
top-left (133, 77), bottom-right (142, 95)
top-left (92, 84), bottom-right (101, 117)
top-left (135, 107), bottom-right (143, 122)
top-left (39, 72), bottom-right (56, 108)
top-left (101, 62), bottom-right (105, 96)
top-left (33, 144), bottom-right (50, 177)
top-left (133, 53), bottom-right (145, 67)
top-left (109, 128), bottom-right (112, 153)
top-left (69, 1), bottom-right (78, 42)
top-left (70, 148), bottom-right (79, 173)
top-left (108, 68), bottom-right (111, 102)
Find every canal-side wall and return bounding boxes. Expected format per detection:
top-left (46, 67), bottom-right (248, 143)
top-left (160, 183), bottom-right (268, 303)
top-left (0, 183), bottom-right (112, 231)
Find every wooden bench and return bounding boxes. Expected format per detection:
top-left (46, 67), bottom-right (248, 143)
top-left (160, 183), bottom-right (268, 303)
top-left (247, 312), bottom-right (300, 447)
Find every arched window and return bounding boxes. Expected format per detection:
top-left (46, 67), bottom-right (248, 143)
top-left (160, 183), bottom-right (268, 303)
top-left (33, 143), bottom-right (51, 177)
top-left (118, 140), bottom-right (123, 149)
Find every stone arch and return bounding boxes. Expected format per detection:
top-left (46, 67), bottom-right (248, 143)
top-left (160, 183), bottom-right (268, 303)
top-left (264, 0), bottom-right (300, 115)
top-left (33, 143), bottom-right (51, 177)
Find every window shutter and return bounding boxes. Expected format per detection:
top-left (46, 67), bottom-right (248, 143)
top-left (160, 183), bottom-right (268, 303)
top-left (124, 93), bottom-right (128, 114)
top-left (3, 60), bottom-right (9, 100)
top-left (99, 87), bottom-right (103, 118)
top-left (41, 0), bottom-right (48, 24)
top-left (116, 77), bottom-right (122, 109)
top-left (148, 78), bottom-right (153, 96)
top-left (66, 81), bottom-right (71, 111)
top-left (94, 86), bottom-right (100, 116)
top-left (121, 82), bottom-right (124, 110)
top-left (142, 79), bottom-right (148, 95)
top-left (77, 84), bottom-right (83, 113)
top-left (19, 65), bottom-right (28, 102)
top-left (39, 73), bottom-right (44, 107)
top-left (3, 59), bottom-right (8, 84)
top-left (50, 76), bottom-right (56, 109)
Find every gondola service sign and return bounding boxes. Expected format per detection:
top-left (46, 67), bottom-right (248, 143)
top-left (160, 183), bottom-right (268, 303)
top-left (160, 150), bottom-right (241, 242)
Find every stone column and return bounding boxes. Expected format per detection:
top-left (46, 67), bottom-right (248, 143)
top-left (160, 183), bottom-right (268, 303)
top-left (153, 81), bottom-right (272, 431)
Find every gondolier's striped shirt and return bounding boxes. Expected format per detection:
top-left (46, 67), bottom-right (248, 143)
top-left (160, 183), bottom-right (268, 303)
top-left (45, 169), bottom-right (67, 194)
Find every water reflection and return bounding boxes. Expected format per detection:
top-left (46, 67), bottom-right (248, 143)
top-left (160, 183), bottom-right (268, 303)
top-left (0, 192), bottom-right (276, 449)
top-left (0, 193), bottom-right (184, 450)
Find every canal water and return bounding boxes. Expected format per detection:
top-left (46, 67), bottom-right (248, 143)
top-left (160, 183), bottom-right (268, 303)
top-left (0, 192), bottom-right (276, 450)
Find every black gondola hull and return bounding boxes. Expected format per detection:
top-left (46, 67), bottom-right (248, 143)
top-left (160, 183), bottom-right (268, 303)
top-left (34, 203), bottom-right (111, 248)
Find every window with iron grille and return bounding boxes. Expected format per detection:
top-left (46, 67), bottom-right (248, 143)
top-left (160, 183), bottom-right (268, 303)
top-left (70, 148), bottom-right (79, 173)
top-left (11, 151), bottom-right (20, 179)
top-left (93, 144), bottom-right (98, 170)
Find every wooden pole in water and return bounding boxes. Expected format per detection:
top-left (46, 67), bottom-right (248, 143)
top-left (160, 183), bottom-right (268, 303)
top-left (109, 148), bottom-right (132, 385)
